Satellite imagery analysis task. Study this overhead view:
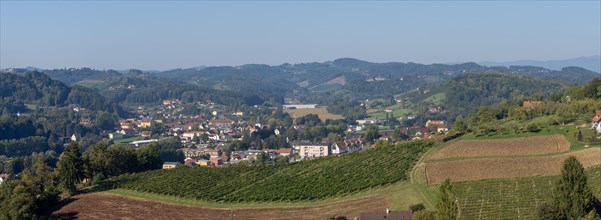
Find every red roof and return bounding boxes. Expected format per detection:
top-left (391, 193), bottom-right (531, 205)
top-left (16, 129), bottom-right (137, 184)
top-left (593, 116), bottom-right (601, 123)
top-left (276, 148), bottom-right (291, 154)
top-left (596, 110), bottom-right (601, 117)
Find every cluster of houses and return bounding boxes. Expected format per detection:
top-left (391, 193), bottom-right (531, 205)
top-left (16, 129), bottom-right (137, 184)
top-left (161, 138), bottom-right (367, 169)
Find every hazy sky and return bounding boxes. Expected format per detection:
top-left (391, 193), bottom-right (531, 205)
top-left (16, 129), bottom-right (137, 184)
top-left (1, 1), bottom-right (600, 70)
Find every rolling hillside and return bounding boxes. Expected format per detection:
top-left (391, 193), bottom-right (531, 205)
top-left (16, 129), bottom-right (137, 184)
top-left (109, 141), bottom-right (433, 202)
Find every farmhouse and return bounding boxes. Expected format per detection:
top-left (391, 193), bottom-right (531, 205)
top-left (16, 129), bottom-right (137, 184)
top-left (592, 110), bottom-right (601, 133)
top-left (437, 125), bottom-right (449, 133)
top-left (162, 162), bottom-right (181, 169)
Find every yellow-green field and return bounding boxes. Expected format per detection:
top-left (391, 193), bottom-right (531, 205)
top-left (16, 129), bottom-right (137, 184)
top-left (284, 107), bottom-right (343, 120)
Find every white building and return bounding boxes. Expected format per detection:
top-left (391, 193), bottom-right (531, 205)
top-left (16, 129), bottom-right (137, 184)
top-left (295, 144), bottom-right (330, 159)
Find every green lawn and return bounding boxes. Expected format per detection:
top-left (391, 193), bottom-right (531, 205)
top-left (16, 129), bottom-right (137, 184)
top-left (368, 102), bottom-right (415, 120)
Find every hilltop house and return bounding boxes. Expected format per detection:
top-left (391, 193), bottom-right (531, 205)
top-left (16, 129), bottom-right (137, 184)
top-left (437, 125), bottom-right (449, 134)
top-left (592, 110), bottom-right (601, 133)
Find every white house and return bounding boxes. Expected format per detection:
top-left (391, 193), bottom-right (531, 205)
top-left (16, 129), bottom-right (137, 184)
top-left (108, 133), bottom-right (123, 140)
top-left (331, 139), bottom-right (366, 154)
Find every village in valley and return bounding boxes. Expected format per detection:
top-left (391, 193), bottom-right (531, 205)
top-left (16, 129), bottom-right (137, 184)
top-left (91, 97), bottom-right (458, 169)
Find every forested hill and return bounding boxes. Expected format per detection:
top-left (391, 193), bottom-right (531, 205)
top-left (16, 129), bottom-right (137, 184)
top-left (1, 70), bottom-right (281, 107)
top-left (4, 59), bottom-right (598, 108)
top-left (444, 73), bottom-right (567, 117)
top-left (0, 72), bottom-right (125, 116)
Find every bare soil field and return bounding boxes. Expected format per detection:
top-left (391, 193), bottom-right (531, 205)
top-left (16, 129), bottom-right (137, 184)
top-left (285, 107), bottom-right (343, 120)
top-left (50, 192), bottom-right (387, 220)
top-left (428, 135), bottom-right (571, 160)
top-left (425, 147), bottom-right (601, 185)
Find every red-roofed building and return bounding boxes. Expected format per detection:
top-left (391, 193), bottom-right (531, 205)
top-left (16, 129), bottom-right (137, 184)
top-left (437, 125), bottom-right (449, 133)
top-left (425, 120), bottom-right (445, 127)
top-left (592, 110), bottom-right (601, 133)
top-left (210, 157), bottom-right (223, 166)
top-left (276, 148), bottom-right (292, 156)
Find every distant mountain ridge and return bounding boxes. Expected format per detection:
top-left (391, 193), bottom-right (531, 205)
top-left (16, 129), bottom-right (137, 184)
top-left (478, 55), bottom-right (601, 73)
top-left (3, 58), bottom-right (599, 108)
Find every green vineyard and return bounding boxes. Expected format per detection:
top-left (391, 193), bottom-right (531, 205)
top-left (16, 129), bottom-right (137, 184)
top-left (110, 141), bottom-right (433, 202)
top-left (453, 165), bottom-right (601, 219)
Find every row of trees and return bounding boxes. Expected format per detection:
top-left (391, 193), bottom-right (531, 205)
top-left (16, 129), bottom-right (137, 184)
top-left (0, 139), bottom-right (178, 219)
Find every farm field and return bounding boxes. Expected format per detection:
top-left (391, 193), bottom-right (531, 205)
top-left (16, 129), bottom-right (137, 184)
top-left (110, 141), bottom-right (433, 202)
top-left (425, 147), bottom-right (601, 185)
top-left (428, 135), bottom-right (570, 160)
top-left (284, 107), bottom-right (343, 120)
top-left (450, 165), bottom-right (601, 219)
top-left (49, 192), bottom-right (388, 220)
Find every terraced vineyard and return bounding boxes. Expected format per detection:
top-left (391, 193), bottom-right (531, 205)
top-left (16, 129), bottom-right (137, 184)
top-left (453, 165), bottom-right (601, 219)
top-left (110, 141), bottom-right (433, 202)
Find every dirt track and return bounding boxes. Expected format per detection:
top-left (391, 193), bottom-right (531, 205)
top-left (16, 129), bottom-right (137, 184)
top-left (428, 135), bottom-right (571, 160)
top-left (50, 192), bottom-right (388, 220)
top-left (425, 147), bottom-right (601, 185)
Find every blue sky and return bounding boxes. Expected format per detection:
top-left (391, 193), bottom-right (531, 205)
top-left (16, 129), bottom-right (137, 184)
top-left (1, 1), bottom-right (600, 70)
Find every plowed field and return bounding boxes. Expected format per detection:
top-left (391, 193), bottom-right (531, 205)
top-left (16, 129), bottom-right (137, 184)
top-left (428, 135), bottom-right (570, 160)
top-left (50, 192), bottom-right (388, 220)
top-left (425, 147), bottom-right (601, 185)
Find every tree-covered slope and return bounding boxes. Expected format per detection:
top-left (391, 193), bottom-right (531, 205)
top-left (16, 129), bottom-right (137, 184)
top-left (445, 73), bottom-right (568, 117)
top-left (0, 72), bottom-right (124, 115)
